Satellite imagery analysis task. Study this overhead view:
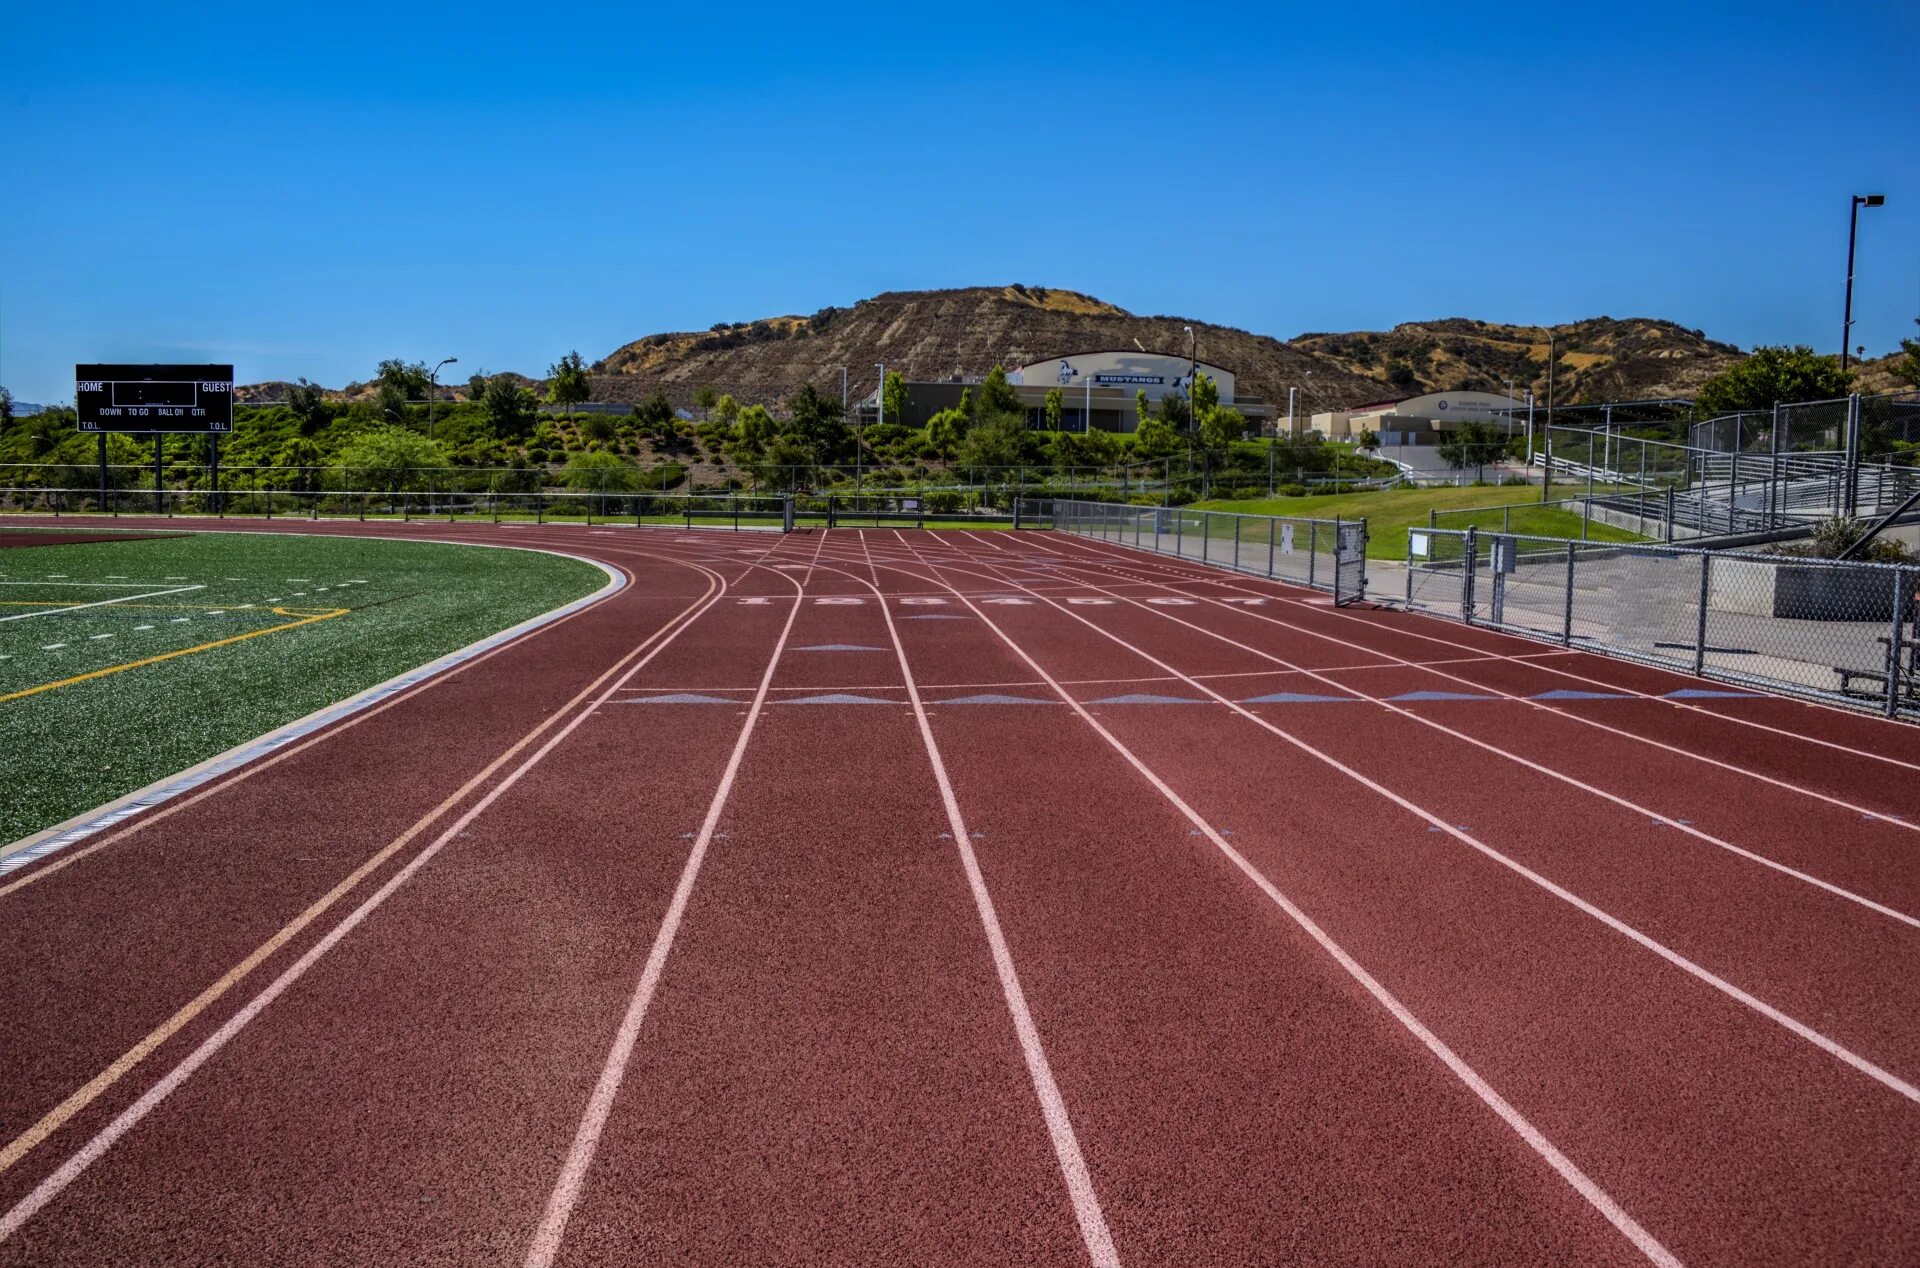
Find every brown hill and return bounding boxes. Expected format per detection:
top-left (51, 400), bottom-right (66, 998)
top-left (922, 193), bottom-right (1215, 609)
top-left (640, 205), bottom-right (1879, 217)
top-left (1291, 316), bottom-right (1746, 406)
top-left (591, 285), bottom-right (1385, 414)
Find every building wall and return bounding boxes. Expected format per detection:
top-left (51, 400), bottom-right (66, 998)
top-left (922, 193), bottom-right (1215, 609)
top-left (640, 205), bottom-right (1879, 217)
top-left (1009, 352), bottom-right (1237, 406)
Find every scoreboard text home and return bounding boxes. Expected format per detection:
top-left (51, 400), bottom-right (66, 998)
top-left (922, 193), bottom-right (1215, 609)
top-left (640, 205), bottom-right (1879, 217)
top-left (75, 364), bottom-right (234, 433)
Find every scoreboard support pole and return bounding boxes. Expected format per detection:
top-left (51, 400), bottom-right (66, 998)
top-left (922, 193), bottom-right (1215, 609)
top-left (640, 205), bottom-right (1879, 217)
top-left (210, 434), bottom-right (220, 516)
top-left (154, 434), bottom-right (164, 516)
top-left (97, 435), bottom-right (109, 514)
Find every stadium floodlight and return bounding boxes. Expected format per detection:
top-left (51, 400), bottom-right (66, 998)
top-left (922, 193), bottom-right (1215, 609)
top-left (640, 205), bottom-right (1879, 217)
top-left (1842, 195), bottom-right (1885, 372)
top-left (428, 357), bottom-right (457, 429)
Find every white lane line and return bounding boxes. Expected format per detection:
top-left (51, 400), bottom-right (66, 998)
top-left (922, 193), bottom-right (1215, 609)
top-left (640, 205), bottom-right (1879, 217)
top-left (854, 535), bottom-right (1121, 1267)
top-left (523, 568), bottom-right (806, 1268)
top-left (39, 644), bottom-right (66, 651)
top-left (876, 541), bottom-right (1677, 1268)
top-left (0, 584), bottom-right (205, 625)
top-left (934, 547), bottom-right (1920, 1104)
top-left (88, 635), bottom-right (112, 642)
top-left (0, 561), bottom-right (733, 1242)
top-left (1048, 532), bottom-right (1920, 775)
top-left (168, 618), bottom-right (190, 624)
top-left (1041, 539), bottom-right (1920, 803)
top-left (132, 625), bottom-right (154, 631)
top-left (982, 554), bottom-right (1920, 925)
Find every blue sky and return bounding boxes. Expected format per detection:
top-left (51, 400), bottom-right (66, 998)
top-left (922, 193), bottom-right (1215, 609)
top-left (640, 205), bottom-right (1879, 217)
top-left (3, 0), bottom-right (1917, 404)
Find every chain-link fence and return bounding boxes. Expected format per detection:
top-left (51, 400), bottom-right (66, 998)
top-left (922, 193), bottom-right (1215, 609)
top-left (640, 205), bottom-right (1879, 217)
top-left (1051, 499), bottom-right (1367, 603)
top-left (1403, 526), bottom-right (1918, 719)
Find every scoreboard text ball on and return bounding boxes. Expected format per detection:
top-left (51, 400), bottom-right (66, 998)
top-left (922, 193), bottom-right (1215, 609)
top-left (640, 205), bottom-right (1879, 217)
top-left (75, 364), bottom-right (234, 433)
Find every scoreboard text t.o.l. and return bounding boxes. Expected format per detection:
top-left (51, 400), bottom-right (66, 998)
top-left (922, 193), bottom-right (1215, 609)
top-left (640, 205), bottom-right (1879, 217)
top-left (75, 365), bottom-right (234, 433)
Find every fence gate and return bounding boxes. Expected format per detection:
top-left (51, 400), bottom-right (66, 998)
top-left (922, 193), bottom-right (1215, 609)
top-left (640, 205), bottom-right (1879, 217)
top-left (1333, 521), bottom-right (1368, 605)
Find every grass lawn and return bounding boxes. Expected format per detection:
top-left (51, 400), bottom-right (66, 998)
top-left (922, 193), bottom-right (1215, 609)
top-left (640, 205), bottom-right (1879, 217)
top-left (0, 531), bottom-right (604, 846)
top-left (1192, 485), bottom-right (1648, 558)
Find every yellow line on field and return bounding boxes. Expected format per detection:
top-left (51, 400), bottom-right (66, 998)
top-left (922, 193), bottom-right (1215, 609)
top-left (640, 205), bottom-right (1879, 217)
top-left (0, 606), bottom-right (350, 705)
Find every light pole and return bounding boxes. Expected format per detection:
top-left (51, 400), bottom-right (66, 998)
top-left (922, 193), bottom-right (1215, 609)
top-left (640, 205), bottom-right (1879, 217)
top-left (871, 362), bottom-right (885, 493)
top-left (1525, 389), bottom-right (1536, 469)
top-left (1083, 370), bottom-right (1092, 438)
top-left (1842, 194), bottom-right (1886, 372)
top-left (427, 357), bottom-right (457, 430)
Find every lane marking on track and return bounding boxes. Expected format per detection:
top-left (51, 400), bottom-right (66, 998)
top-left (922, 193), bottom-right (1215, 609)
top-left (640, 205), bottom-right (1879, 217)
top-left (1030, 542), bottom-right (1920, 835)
top-left (0, 607), bottom-right (350, 707)
top-left (866, 536), bottom-right (1677, 1268)
top-left (849, 534), bottom-right (1122, 1268)
top-left (524, 555), bottom-right (807, 1268)
top-left (1046, 530), bottom-right (1920, 774)
top-left (914, 545), bottom-right (1920, 1102)
top-left (0, 584), bottom-right (204, 624)
top-left (0, 557), bottom-right (737, 1239)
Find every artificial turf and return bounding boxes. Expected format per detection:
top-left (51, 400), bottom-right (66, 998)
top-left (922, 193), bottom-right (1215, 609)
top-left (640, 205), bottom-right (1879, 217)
top-left (0, 531), bottom-right (605, 845)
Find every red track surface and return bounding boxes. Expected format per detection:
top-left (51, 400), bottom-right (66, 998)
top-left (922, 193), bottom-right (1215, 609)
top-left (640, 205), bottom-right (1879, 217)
top-left (1, 518), bottom-right (1916, 1266)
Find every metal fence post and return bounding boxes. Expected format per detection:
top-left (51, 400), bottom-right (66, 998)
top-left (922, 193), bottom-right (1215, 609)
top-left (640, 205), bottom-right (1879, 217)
top-left (1308, 522), bottom-right (1318, 589)
top-left (1268, 519), bottom-right (1277, 577)
top-left (1405, 534), bottom-right (1415, 608)
top-left (1694, 553), bottom-right (1712, 677)
top-left (1462, 526), bottom-right (1478, 624)
top-left (1203, 513), bottom-right (1213, 564)
top-left (1563, 542), bottom-right (1576, 645)
top-left (1175, 508), bottom-right (1183, 558)
top-left (1665, 488), bottom-right (1675, 543)
top-left (1888, 569), bottom-right (1909, 718)
top-left (1233, 516), bottom-right (1242, 571)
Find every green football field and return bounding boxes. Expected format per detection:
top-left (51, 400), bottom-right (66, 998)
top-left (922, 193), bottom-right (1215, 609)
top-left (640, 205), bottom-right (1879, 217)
top-left (0, 530), bottom-right (605, 846)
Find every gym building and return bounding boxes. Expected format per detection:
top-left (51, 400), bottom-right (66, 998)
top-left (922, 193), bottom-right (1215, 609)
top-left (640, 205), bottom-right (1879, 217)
top-left (856, 351), bottom-right (1275, 434)
top-left (1309, 390), bottom-right (1526, 446)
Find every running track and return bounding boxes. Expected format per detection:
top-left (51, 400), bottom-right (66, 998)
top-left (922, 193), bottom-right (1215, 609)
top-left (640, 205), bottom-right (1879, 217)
top-left (1, 518), bottom-right (1917, 1266)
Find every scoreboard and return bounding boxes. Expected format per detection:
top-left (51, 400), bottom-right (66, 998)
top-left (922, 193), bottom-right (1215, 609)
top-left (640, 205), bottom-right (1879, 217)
top-left (75, 364), bottom-right (234, 433)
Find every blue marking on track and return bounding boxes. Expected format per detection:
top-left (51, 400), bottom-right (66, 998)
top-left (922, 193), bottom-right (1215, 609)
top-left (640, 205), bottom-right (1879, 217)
top-left (1090, 692), bottom-right (1209, 705)
top-left (1663, 688), bottom-right (1756, 699)
top-left (1532, 689), bottom-right (1632, 700)
top-left (617, 693), bottom-right (736, 705)
top-left (782, 692), bottom-right (896, 705)
top-left (934, 693), bottom-right (1055, 705)
top-left (1387, 690), bottom-right (1498, 702)
top-left (1240, 691), bottom-right (1354, 704)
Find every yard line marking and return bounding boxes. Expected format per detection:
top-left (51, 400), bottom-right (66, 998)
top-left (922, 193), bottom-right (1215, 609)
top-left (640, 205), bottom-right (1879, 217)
top-left (916, 546), bottom-right (1920, 1105)
top-left (132, 625), bottom-right (153, 631)
top-left (524, 564), bottom-right (805, 1268)
top-left (0, 608), bottom-right (349, 707)
top-left (869, 539), bottom-right (1677, 1268)
top-left (0, 584), bottom-right (203, 625)
top-left (88, 635), bottom-right (112, 642)
top-left (851, 535), bottom-right (1120, 1267)
top-left (39, 644), bottom-right (65, 651)
top-left (0, 561), bottom-right (732, 1229)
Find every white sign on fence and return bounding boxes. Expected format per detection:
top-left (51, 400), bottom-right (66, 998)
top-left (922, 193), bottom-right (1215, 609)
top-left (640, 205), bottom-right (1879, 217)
top-left (1280, 524), bottom-right (1295, 554)
top-left (1410, 530), bottom-right (1431, 558)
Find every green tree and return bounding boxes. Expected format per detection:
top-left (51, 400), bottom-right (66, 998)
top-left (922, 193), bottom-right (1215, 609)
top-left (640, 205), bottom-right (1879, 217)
top-left (467, 372), bottom-right (489, 401)
top-left (1043, 387), bottom-right (1064, 431)
top-left (925, 408), bottom-right (969, 457)
top-left (482, 376), bottom-right (538, 439)
top-left (734, 404), bottom-right (776, 456)
top-left (1437, 420), bottom-right (1508, 481)
top-left (1358, 427), bottom-right (1380, 452)
top-left (285, 378), bottom-right (330, 434)
top-left (977, 365), bottom-right (1023, 419)
top-left (956, 414), bottom-right (1027, 474)
top-left (0, 387), bottom-right (13, 428)
top-left (1695, 345), bottom-right (1853, 415)
top-left (631, 390), bottom-right (675, 433)
top-left (1191, 373), bottom-right (1220, 420)
top-left (956, 386), bottom-right (973, 420)
top-left (1385, 359), bottom-right (1418, 391)
top-left (1134, 415), bottom-right (1181, 459)
top-left (1893, 338), bottom-right (1920, 388)
top-left (333, 426), bottom-right (450, 490)
top-left (1159, 391), bottom-right (1191, 432)
top-left (376, 378), bottom-right (412, 427)
top-left (578, 413), bottom-right (618, 447)
top-left (692, 385), bottom-right (719, 418)
top-left (1135, 389), bottom-right (1150, 429)
top-left (547, 350), bottom-right (591, 424)
top-left (558, 449), bottom-right (639, 491)
top-left (377, 358), bottom-right (430, 399)
top-left (1199, 406), bottom-right (1247, 449)
top-left (883, 371), bottom-right (908, 426)
top-left (712, 393), bottom-right (740, 428)
top-left (786, 382), bottom-right (849, 461)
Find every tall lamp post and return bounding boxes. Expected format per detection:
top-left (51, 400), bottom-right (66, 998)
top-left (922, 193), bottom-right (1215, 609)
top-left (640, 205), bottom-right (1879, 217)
top-left (427, 356), bottom-right (457, 430)
top-left (1842, 194), bottom-right (1885, 372)
top-left (870, 362), bottom-right (885, 493)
